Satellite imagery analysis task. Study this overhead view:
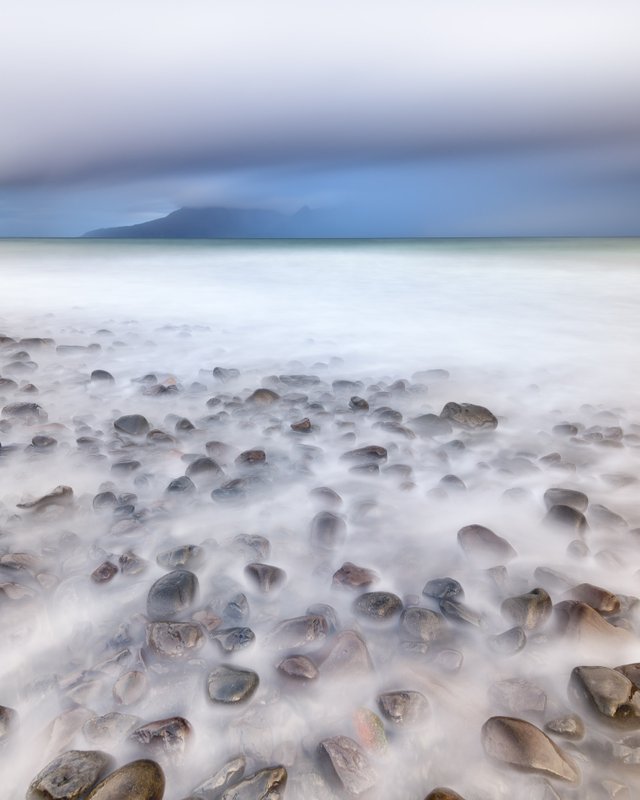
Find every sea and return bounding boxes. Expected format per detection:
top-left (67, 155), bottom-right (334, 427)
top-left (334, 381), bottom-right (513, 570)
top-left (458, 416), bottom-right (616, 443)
top-left (1, 238), bottom-right (640, 799)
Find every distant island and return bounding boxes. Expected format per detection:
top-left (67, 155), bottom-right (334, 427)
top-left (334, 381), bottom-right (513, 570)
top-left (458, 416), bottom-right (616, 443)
top-left (83, 206), bottom-right (368, 239)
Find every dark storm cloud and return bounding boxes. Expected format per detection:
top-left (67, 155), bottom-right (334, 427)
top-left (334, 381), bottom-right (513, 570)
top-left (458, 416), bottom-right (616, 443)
top-left (1, 0), bottom-right (639, 187)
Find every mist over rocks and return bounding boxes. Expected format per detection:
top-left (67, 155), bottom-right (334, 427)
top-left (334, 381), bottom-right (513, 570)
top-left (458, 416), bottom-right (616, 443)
top-left (3, 277), bottom-right (640, 800)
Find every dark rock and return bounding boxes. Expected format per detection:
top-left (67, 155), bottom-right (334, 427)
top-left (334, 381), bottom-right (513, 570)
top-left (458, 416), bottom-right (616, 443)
top-left (146, 569), bottom-right (199, 620)
top-left (349, 396), bottom-right (369, 411)
top-left (190, 755), bottom-right (246, 799)
top-left (211, 627), bottom-right (255, 653)
top-left (555, 601), bottom-right (632, 642)
top-left (246, 388), bottom-right (280, 405)
top-left (440, 402), bottom-right (497, 430)
top-left (422, 577), bottom-right (464, 601)
top-left (457, 524), bottom-right (516, 565)
top-left (544, 488), bottom-right (588, 511)
top-left (156, 545), bottom-right (205, 571)
top-left (166, 476), bottom-right (196, 494)
top-left (27, 749), bottom-right (113, 800)
top-left (341, 445), bottom-right (387, 464)
top-left (91, 561), bottom-right (118, 584)
top-left (114, 414), bottom-right (150, 436)
top-left (424, 789), bottom-right (465, 800)
top-left (319, 735), bottom-right (375, 795)
top-left (291, 417), bottom-right (312, 432)
top-left (307, 603), bottom-right (339, 633)
top-left (570, 666), bottom-right (640, 726)
top-left (85, 760), bottom-right (164, 800)
top-left (566, 583), bottom-right (620, 615)
top-left (411, 414), bottom-right (453, 437)
top-left (488, 626), bottom-right (527, 656)
top-left (0, 705), bottom-right (17, 743)
top-left (225, 593), bottom-right (250, 622)
top-left (207, 665), bottom-right (259, 704)
top-left (111, 459), bottom-right (141, 474)
top-left (545, 714), bottom-right (585, 740)
top-left (185, 457), bottom-right (223, 482)
top-left (353, 591), bottom-right (402, 621)
top-left (232, 534), bottom-right (270, 561)
top-left (31, 434), bottom-right (57, 451)
top-left (220, 767), bottom-right (287, 800)
top-left (439, 474), bottom-right (466, 490)
top-left (17, 484), bottom-right (73, 512)
top-left (310, 511), bottom-right (347, 551)
top-left (277, 655), bottom-right (319, 681)
top-left (310, 486), bottom-right (342, 507)
top-left (2, 401), bottom-right (47, 422)
top-left (146, 622), bottom-right (204, 658)
top-left (377, 690), bottom-right (429, 726)
top-left (489, 678), bottom-right (547, 714)
top-left (616, 663), bottom-right (640, 689)
top-left (93, 492), bottom-right (117, 511)
top-left (236, 449), bottom-right (266, 465)
top-left (130, 717), bottom-right (192, 755)
top-left (146, 429), bottom-right (176, 444)
top-left (543, 504), bottom-right (589, 534)
top-left (213, 367), bottom-right (240, 382)
top-left (174, 417), bottom-right (195, 432)
top-left (481, 716), bottom-right (580, 783)
top-left (267, 615), bottom-right (328, 650)
top-left (91, 370), bottom-right (114, 383)
top-left (553, 423), bottom-right (579, 436)
top-left (501, 588), bottom-right (552, 630)
top-left (321, 630), bottom-right (372, 676)
top-left (244, 562), bottom-right (286, 593)
top-left (332, 562), bottom-right (377, 589)
top-left (439, 598), bottom-right (484, 627)
top-left (400, 607), bottom-right (444, 641)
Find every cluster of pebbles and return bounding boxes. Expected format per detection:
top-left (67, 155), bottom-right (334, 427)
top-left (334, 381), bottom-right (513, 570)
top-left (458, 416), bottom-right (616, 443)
top-left (1, 327), bottom-right (640, 800)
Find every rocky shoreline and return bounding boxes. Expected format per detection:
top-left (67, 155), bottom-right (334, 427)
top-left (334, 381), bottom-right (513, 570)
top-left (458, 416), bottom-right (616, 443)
top-left (1, 326), bottom-right (640, 799)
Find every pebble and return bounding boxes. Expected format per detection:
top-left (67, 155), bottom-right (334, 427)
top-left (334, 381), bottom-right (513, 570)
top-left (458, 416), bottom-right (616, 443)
top-left (332, 561), bottom-right (377, 589)
top-left (501, 588), bottom-right (552, 630)
top-left (190, 755), bottom-right (246, 798)
top-left (310, 511), bottom-right (347, 551)
top-left (130, 717), bottom-right (192, 755)
top-left (424, 790), bottom-right (466, 800)
top-left (482, 716), bottom-right (580, 783)
top-left (207, 665), bottom-right (260, 704)
top-left (114, 414), bottom-right (150, 436)
top-left (544, 504), bottom-right (589, 534)
top-left (85, 760), bottom-right (165, 800)
top-left (319, 735), bottom-right (376, 795)
top-left (570, 666), bottom-right (640, 726)
top-left (277, 655), bottom-right (319, 681)
top-left (146, 622), bottom-right (204, 658)
top-left (156, 545), bottom-right (205, 571)
top-left (543, 487), bottom-right (589, 511)
top-left (457, 524), bottom-right (516, 565)
top-left (113, 670), bottom-right (148, 705)
top-left (27, 750), bottom-right (113, 800)
top-left (244, 562), bottom-right (287, 593)
top-left (377, 690), bottom-right (429, 726)
top-left (400, 606), bottom-right (445, 641)
top-left (146, 569), bottom-right (199, 619)
top-left (220, 766), bottom-right (287, 800)
top-left (353, 591), bottom-right (403, 620)
top-left (440, 401), bottom-right (498, 430)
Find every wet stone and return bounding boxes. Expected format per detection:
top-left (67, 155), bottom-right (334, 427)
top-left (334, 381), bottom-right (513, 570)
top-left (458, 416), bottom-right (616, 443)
top-left (146, 622), bottom-right (205, 658)
top-left (307, 603), bottom-right (339, 633)
top-left (207, 665), bottom-right (259, 704)
top-left (544, 487), bottom-right (589, 511)
top-left (321, 630), bottom-right (372, 676)
top-left (332, 561), bottom-right (377, 589)
top-left (310, 511), bottom-right (347, 551)
top-left (291, 417), bottom-right (312, 432)
top-left (488, 626), bottom-right (527, 656)
top-left (440, 401), bottom-right (498, 430)
top-left (353, 591), bottom-right (403, 621)
top-left (341, 445), bottom-right (387, 464)
top-left (457, 524), bottom-right (516, 565)
top-left (130, 717), bottom-right (192, 755)
top-left (91, 370), bottom-right (114, 383)
top-left (2, 401), bottom-right (48, 422)
top-left (166, 476), bottom-right (196, 494)
top-left (27, 749), bottom-right (113, 800)
top-left (0, 705), bottom-right (17, 743)
top-left (377, 690), bottom-right (429, 726)
top-left (146, 569), bottom-right (199, 620)
top-left (211, 627), bottom-right (255, 652)
top-left (236, 449), bottom-right (266, 465)
top-left (31, 434), bottom-right (57, 451)
top-left (93, 491), bottom-right (117, 511)
top-left (91, 561), bottom-right (118, 583)
top-left (246, 388), bottom-right (280, 405)
top-left (411, 413), bottom-right (453, 437)
top-left (244, 562), bottom-right (286, 593)
top-left (220, 766), bottom-right (287, 800)
top-left (310, 486), bottom-right (342, 507)
top-left (85, 759), bottom-right (165, 800)
top-left (190, 755), bottom-right (246, 798)
top-left (545, 714), bottom-right (585, 740)
top-left (83, 713), bottom-right (141, 746)
top-left (481, 716), bottom-right (580, 783)
top-left (319, 735), bottom-right (376, 796)
top-left (114, 414), bottom-right (150, 436)
top-left (566, 583), bottom-right (620, 615)
top-left (119, 552), bottom-right (148, 576)
top-left (570, 666), bottom-right (640, 726)
top-left (156, 545), bottom-right (205, 571)
top-left (267, 614), bottom-right (328, 650)
top-left (400, 606), bottom-right (445, 641)
top-left (349, 396), bottom-right (369, 411)
top-left (501, 588), bottom-right (552, 631)
top-left (113, 670), bottom-right (148, 705)
top-left (439, 598), bottom-right (484, 628)
top-left (277, 655), bottom-right (319, 681)
top-left (232, 534), bottom-right (270, 561)
top-left (424, 790), bottom-right (466, 800)
top-left (422, 577), bottom-right (464, 601)
top-left (185, 457), bottom-right (223, 482)
top-left (17, 484), bottom-right (73, 512)
top-left (544, 504), bottom-right (589, 534)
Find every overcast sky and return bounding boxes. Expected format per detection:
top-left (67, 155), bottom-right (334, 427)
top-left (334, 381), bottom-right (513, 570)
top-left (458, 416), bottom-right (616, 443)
top-left (1, 0), bottom-right (639, 236)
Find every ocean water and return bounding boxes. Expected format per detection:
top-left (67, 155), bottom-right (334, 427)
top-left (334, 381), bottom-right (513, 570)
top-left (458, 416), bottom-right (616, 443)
top-left (1, 238), bottom-right (640, 799)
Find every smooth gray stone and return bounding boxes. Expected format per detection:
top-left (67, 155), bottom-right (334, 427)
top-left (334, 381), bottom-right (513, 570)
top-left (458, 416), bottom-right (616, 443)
top-left (191, 755), bottom-right (246, 799)
top-left (422, 577), bottom-right (464, 601)
top-left (244, 562), bottom-right (286, 593)
top-left (211, 627), bottom-right (255, 653)
top-left (544, 487), bottom-right (588, 511)
top-left (321, 630), bottom-right (372, 676)
top-left (207, 665), bottom-right (259, 704)
top-left (156, 545), bottom-right (205, 571)
top-left (353, 591), bottom-right (402, 620)
top-left (28, 750), bottom-right (113, 800)
top-left (146, 622), bottom-right (204, 658)
top-left (267, 615), bottom-right (328, 650)
top-left (130, 717), bottom-right (191, 755)
top-left (310, 511), bottom-right (347, 551)
top-left (440, 401), bottom-right (497, 430)
top-left (400, 607), bottom-right (444, 641)
top-left (488, 626), bottom-right (527, 656)
top-left (481, 716), bottom-right (580, 783)
top-left (319, 736), bottom-right (375, 795)
top-left (114, 414), bottom-right (150, 436)
top-left (501, 588), bottom-right (552, 631)
top-left (146, 569), bottom-right (199, 620)
top-left (457, 524), bottom-right (516, 565)
top-left (220, 767), bottom-right (287, 800)
top-left (570, 666), bottom-right (640, 726)
top-left (543, 504), bottom-right (588, 534)
top-left (377, 690), bottom-right (429, 726)
top-left (277, 655), bottom-right (319, 681)
top-left (85, 760), bottom-right (164, 800)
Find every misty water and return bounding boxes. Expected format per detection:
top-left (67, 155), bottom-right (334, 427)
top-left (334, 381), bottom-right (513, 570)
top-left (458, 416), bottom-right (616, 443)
top-left (1, 238), bottom-right (640, 800)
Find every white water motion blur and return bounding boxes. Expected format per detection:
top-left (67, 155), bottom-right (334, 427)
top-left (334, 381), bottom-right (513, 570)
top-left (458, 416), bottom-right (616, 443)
top-left (1, 238), bottom-right (640, 799)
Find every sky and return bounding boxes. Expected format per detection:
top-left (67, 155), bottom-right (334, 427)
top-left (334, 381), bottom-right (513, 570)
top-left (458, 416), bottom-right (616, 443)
top-left (1, 0), bottom-right (639, 237)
